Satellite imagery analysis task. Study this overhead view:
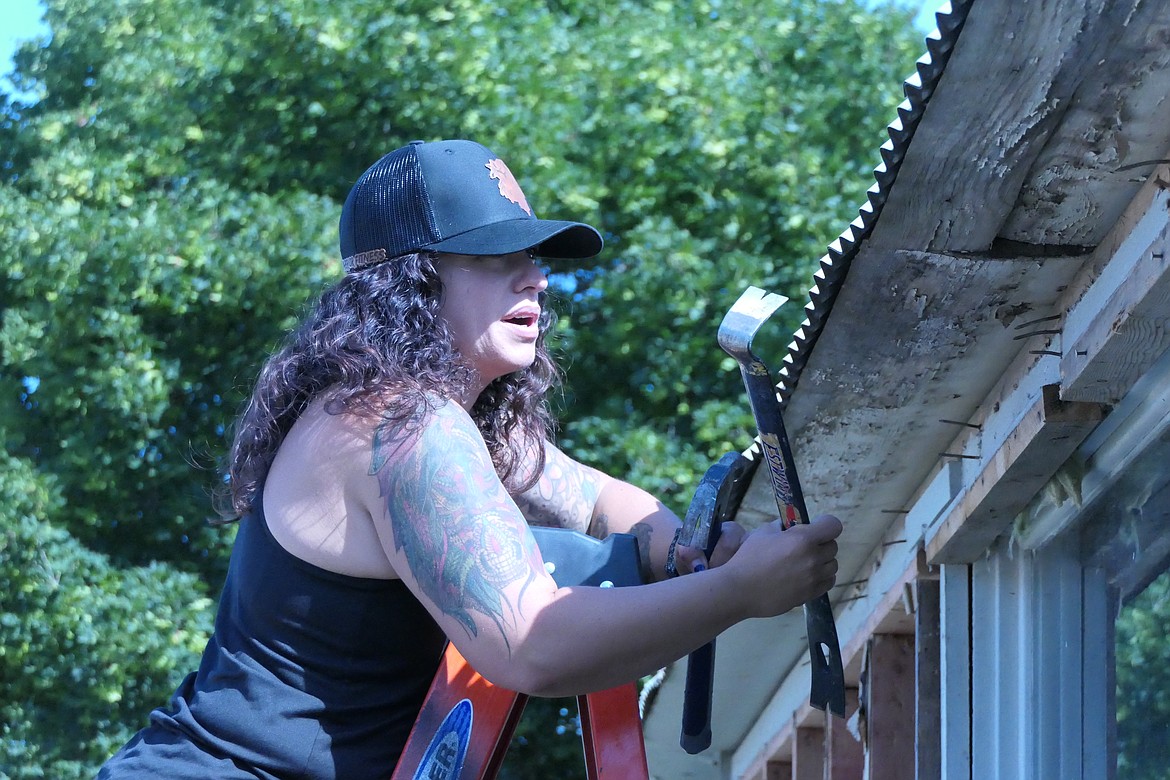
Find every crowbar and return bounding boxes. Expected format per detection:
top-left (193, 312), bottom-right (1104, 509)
top-left (717, 286), bottom-right (846, 717)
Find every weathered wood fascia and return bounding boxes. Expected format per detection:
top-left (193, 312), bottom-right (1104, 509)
top-left (920, 165), bottom-right (1170, 564)
top-left (926, 385), bottom-right (1104, 564)
top-left (1060, 169), bottom-right (1170, 403)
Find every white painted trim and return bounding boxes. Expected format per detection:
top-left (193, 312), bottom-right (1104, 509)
top-left (1080, 565), bottom-right (1113, 780)
top-left (939, 563), bottom-right (972, 780)
top-left (963, 533), bottom-right (1110, 779)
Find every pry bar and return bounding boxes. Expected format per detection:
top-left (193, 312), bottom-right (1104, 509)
top-left (717, 286), bottom-right (846, 718)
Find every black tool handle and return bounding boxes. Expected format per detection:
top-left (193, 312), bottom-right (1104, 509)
top-left (680, 639), bottom-right (717, 753)
top-left (680, 520), bottom-right (723, 753)
top-left (738, 363), bottom-right (848, 717)
top-left (739, 362), bottom-right (808, 528)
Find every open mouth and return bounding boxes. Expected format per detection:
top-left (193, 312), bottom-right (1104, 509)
top-left (503, 311), bottom-right (539, 327)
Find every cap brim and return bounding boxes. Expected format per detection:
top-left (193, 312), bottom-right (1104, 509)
top-left (427, 219), bottom-right (603, 260)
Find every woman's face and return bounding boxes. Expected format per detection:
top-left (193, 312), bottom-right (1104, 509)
top-left (435, 250), bottom-right (549, 395)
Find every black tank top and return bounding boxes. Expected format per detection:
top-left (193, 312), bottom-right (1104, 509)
top-left (133, 491), bottom-right (446, 778)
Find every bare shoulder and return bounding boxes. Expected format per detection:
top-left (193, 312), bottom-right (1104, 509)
top-left (286, 396), bottom-right (375, 451)
top-left (269, 398), bottom-right (381, 493)
top-left (368, 397), bottom-right (488, 477)
top-left (263, 397), bottom-right (394, 578)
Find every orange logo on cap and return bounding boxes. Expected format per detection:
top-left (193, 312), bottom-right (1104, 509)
top-left (485, 159), bottom-right (532, 215)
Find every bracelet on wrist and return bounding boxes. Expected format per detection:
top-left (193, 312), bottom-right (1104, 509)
top-left (664, 528), bottom-right (683, 578)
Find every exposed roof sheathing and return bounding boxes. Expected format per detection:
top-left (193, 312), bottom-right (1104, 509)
top-left (776, 0), bottom-right (975, 403)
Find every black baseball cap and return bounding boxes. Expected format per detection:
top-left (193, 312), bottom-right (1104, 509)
top-left (339, 139), bottom-right (604, 272)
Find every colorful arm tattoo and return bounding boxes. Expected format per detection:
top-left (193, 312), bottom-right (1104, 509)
top-left (512, 444), bottom-right (604, 533)
top-left (370, 404), bottom-right (544, 649)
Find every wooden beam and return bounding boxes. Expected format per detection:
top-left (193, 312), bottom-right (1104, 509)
top-left (868, 0), bottom-right (1101, 252)
top-left (867, 634), bottom-right (916, 780)
top-left (1061, 214), bottom-right (1170, 403)
top-left (792, 724), bottom-right (825, 780)
top-left (926, 385), bottom-right (1104, 563)
top-left (765, 760), bottom-right (792, 780)
top-left (826, 687), bottom-right (863, 779)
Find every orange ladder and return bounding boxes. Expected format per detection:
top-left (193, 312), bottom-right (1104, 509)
top-left (391, 529), bottom-right (649, 780)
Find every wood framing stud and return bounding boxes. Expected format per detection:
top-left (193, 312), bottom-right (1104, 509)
top-left (826, 687), bottom-right (864, 779)
top-left (926, 385), bottom-right (1104, 563)
top-left (866, 634), bottom-right (917, 780)
top-left (765, 760), bottom-right (793, 780)
top-left (792, 725), bottom-right (825, 780)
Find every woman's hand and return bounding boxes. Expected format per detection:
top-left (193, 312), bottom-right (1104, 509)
top-left (723, 514), bottom-right (842, 618)
top-left (674, 514), bottom-right (841, 614)
top-left (672, 520), bottom-right (748, 573)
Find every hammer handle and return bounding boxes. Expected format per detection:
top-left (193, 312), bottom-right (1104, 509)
top-left (680, 519), bottom-right (722, 754)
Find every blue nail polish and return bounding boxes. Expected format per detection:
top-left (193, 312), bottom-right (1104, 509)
top-left (694, 564), bottom-right (706, 573)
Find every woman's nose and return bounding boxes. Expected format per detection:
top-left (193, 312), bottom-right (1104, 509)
top-left (520, 257), bottom-right (549, 292)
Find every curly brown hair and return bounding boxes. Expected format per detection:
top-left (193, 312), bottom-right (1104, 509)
top-left (216, 251), bottom-right (559, 520)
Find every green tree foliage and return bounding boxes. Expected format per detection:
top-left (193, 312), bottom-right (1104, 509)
top-left (0, 451), bottom-right (215, 778)
top-left (1, 0), bottom-right (922, 775)
top-left (1116, 573), bottom-right (1170, 779)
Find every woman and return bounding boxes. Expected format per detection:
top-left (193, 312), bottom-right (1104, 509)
top-left (98, 139), bottom-right (841, 778)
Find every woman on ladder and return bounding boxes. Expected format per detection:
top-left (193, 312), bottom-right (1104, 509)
top-left (98, 139), bottom-right (842, 779)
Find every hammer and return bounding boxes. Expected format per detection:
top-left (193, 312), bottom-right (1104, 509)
top-left (717, 286), bottom-right (847, 718)
top-left (678, 450), bottom-right (755, 753)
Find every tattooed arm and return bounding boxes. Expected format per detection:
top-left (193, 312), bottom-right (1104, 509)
top-left (512, 442), bottom-right (688, 582)
top-left (362, 400), bottom-right (840, 696)
top-left (511, 442), bottom-right (603, 533)
top-left (368, 401), bottom-right (552, 652)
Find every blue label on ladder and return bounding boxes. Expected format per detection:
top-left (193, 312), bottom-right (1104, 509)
top-left (412, 698), bottom-right (473, 780)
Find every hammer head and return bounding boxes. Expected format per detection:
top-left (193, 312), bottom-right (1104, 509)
top-left (717, 286), bottom-right (789, 363)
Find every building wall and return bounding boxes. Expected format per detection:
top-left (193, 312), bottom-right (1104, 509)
top-left (727, 162), bottom-right (1170, 779)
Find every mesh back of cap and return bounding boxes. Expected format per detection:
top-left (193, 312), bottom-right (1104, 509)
top-left (339, 145), bottom-right (440, 260)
